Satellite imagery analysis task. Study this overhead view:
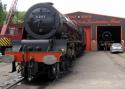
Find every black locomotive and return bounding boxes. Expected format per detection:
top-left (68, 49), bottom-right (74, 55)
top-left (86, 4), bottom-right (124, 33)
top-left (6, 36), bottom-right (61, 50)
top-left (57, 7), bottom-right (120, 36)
top-left (6, 2), bottom-right (86, 82)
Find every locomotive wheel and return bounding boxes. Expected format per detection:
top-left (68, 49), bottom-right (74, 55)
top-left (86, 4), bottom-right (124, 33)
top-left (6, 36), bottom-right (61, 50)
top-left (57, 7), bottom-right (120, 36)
top-left (27, 60), bottom-right (35, 82)
top-left (60, 56), bottom-right (67, 72)
top-left (20, 62), bottom-right (26, 77)
top-left (48, 63), bottom-right (60, 80)
top-left (22, 60), bottom-right (35, 82)
top-left (67, 48), bottom-right (76, 60)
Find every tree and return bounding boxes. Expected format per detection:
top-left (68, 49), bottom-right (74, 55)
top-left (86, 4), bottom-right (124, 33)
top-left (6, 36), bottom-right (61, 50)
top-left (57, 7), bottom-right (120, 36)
top-left (0, 0), bottom-right (6, 25)
top-left (12, 11), bottom-right (25, 24)
top-left (0, 0), bottom-right (25, 25)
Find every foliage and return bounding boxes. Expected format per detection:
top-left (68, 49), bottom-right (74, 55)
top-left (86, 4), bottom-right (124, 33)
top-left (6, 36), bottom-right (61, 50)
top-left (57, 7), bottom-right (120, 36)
top-left (0, 0), bottom-right (25, 25)
top-left (0, 0), bottom-right (6, 25)
top-left (12, 11), bottom-right (25, 24)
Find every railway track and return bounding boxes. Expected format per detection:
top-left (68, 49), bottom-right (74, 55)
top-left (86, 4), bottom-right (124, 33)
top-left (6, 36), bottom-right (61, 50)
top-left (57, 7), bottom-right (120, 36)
top-left (0, 75), bottom-right (24, 89)
top-left (7, 77), bottom-right (62, 89)
top-left (6, 68), bottom-right (72, 89)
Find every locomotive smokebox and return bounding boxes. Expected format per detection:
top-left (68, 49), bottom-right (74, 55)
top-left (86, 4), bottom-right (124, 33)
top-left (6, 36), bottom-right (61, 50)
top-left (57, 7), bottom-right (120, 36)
top-left (24, 3), bottom-right (62, 39)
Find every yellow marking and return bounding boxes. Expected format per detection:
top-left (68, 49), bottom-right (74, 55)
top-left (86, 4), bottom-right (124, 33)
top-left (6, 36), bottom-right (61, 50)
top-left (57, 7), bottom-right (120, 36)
top-left (2, 38), bottom-right (8, 45)
top-left (0, 39), bottom-right (4, 46)
top-left (3, 38), bottom-right (8, 46)
top-left (0, 37), bottom-right (12, 46)
top-left (0, 40), bottom-right (4, 46)
top-left (4, 38), bottom-right (10, 44)
top-left (6, 38), bottom-right (12, 43)
top-left (6, 38), bottom-right (12, 45)
top-left (0, 38), bottom-right (6, 46)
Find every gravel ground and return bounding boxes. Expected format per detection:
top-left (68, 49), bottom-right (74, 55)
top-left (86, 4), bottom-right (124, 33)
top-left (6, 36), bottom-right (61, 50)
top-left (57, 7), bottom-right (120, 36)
top-left (44, 52), bottom-right (125, 89)
top-left (0, 56), bottom-right (21, 89)
top-left (4, 52), bottom-right (125, 89)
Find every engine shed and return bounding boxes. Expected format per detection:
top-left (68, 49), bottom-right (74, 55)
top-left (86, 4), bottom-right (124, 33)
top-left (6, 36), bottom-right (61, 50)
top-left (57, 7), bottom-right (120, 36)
top-left (66, 12), bottom-right (125, 51)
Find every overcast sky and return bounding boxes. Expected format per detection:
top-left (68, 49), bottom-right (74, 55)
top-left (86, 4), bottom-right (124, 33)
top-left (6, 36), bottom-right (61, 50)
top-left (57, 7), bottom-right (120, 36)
top-left (2, 0), bottom-right (125, 18)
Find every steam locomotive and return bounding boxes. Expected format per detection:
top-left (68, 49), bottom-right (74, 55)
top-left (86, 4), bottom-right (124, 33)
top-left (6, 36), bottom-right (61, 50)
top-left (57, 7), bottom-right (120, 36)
top-left (6, 3), bottom-right (86, 82)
